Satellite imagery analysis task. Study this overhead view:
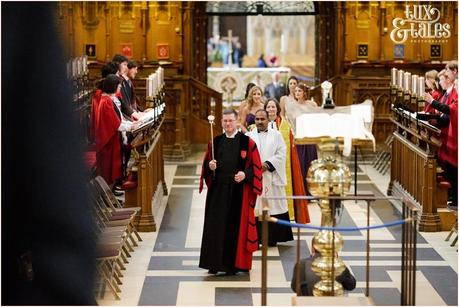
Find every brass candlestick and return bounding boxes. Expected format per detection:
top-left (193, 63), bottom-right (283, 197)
top-left (307, 149), bottom-right (352, 296)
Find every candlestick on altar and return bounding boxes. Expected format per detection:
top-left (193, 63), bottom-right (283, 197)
top-left (228, 30), bottom-right (233, 67)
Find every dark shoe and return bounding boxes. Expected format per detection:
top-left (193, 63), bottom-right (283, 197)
top-left (208, 269), bottom-right (218, 274)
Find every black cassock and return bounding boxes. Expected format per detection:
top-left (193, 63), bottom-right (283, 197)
top-left (199, 134), bottom-right (253, 272)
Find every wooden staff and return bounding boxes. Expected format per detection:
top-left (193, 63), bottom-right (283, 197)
top-left (207, 115), bottom-right (215, 176)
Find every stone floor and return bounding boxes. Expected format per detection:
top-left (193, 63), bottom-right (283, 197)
top-left (98, 149), bottom-right (458, 306)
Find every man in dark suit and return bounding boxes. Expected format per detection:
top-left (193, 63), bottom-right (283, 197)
top-left (264, 72), bottom-right (286, 102)
top-left (291, 244), bottom-right (356, 296)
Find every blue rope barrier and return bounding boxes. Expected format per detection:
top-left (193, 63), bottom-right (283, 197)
top-left (270, 217), bottom-right (410, 232)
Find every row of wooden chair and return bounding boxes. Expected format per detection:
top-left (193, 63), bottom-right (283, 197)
top-left (89, 176), bottom-right (142, 300)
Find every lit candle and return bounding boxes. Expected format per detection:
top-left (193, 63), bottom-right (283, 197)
top-left (391, 68), bottom-right (397, 85)
top-left (156, 69), bottom-right (161, 90)
top-left (147, 76), bottom-right (152, 97)
top-left (159, 67), bottom-right (163, 87)
top-left (412, 75), bottom-right (418, 95)
top-left (83, 56), bottom-right (87, 73)
top-left (72, 59), bottom-right (77, 77)
top-left (418, 77), bottom-right (425, 96)
top-left (398, 70), bottom-right (404, 88)
top-left (404, 72), bottom-right (411, 91)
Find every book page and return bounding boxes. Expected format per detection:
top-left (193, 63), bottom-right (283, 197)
top-left (296, 113), bottom-right (330, 138)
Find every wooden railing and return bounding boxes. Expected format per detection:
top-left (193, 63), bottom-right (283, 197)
top-left (189, 77), bottom-right (223, 144)
top-left (389, 104), bottom-right (446, 232)
top-left (156, 75), bottom-right (223, 161)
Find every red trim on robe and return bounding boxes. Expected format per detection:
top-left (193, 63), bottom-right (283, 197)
top-left (235, 138), bottom-right (262, 270)
top-left (95, 95), bottom-right (122, 185)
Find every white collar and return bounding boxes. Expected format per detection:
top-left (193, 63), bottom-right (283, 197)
top-left (225, 130), bottom-right (238, 138)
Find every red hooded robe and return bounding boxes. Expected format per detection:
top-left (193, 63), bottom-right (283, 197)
top-left (95, 95), bottom-right (122, 185)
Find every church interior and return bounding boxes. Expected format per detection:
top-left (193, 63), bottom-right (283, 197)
top-left (2, 1), bottom-right (458, 306)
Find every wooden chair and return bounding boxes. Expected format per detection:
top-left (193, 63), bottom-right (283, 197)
top-left (93, 176), bottom-right (142, 244)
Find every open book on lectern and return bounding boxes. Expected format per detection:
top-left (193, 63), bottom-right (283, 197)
top-left (294, 101), bottom-right (374, 140)
top-left (132, 108), bottom-right (157, 134)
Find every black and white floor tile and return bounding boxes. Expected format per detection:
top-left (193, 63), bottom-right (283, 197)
top-left (99, 154), bottom-right (458, 306)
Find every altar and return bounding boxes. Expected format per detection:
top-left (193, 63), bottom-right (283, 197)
top-left (207, 66), bottom-right (291, 102)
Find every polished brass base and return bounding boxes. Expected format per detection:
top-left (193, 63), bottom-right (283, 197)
top-left (307, 153), bottom-right (351, 297)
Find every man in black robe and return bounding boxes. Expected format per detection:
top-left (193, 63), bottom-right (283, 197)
top-left (199, 109), bottom-right (263, 275)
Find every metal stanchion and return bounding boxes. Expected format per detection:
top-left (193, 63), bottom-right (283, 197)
top-left (296, 227), bottom-right (301, 295)
top-left (261, 199), bottom-right (269, 306)
top-left (365, 200), bottom-right (371, 297)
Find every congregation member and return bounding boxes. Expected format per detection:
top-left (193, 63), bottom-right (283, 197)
top-left (247, 109), bottom-right (294, 246)
top-left (126, 60), bottom-right (142, 112)
top-left (112, 54), bottom-right (140, 121)
top-left (424, 61), bottom-right (458, 207)
top-left (291, 239), bottom-right (356, 296)
top-left (239, 85), bottom-right (265, 132)
top-left (95, 74), bottom-right (134, 188)
top-left (199, 109), bottom-right (263, 275)
top-left (264, 72), bottom-right (286, 102)
top-left (264, 98), bottom-right (310, 224)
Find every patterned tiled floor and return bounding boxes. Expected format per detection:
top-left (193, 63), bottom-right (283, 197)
top-left (98, 152), bottom-right (458, 306)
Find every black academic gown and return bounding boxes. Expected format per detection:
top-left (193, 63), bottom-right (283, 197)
top-left (199, 133), bottom-right (251, 272)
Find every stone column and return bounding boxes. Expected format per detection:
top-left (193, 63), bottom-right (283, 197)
top-left (264, 26), bottom-right (272, 56)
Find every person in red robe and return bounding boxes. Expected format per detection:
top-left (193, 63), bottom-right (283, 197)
top-left (423, 69), bottom-right (442, 113)
top-left (424, 61), bottom-right (458, 207)
top-left (95, 74), bottom-right (133, 186)
top-left (90, 62), bottom-right (118, 144)
top-left (199, 109), bottom-right (263, 274)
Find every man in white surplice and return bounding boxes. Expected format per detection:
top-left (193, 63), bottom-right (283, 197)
top-left (246, 109), bottom-right (293, 246)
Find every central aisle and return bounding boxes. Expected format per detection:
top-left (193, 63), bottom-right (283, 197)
top-left (135, 159), bottom-right (457, 306)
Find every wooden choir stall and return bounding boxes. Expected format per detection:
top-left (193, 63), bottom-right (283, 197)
top-left (388, 69), bottom-right (452, 232)
top-left (124, 69), bottom-right (167, 232)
